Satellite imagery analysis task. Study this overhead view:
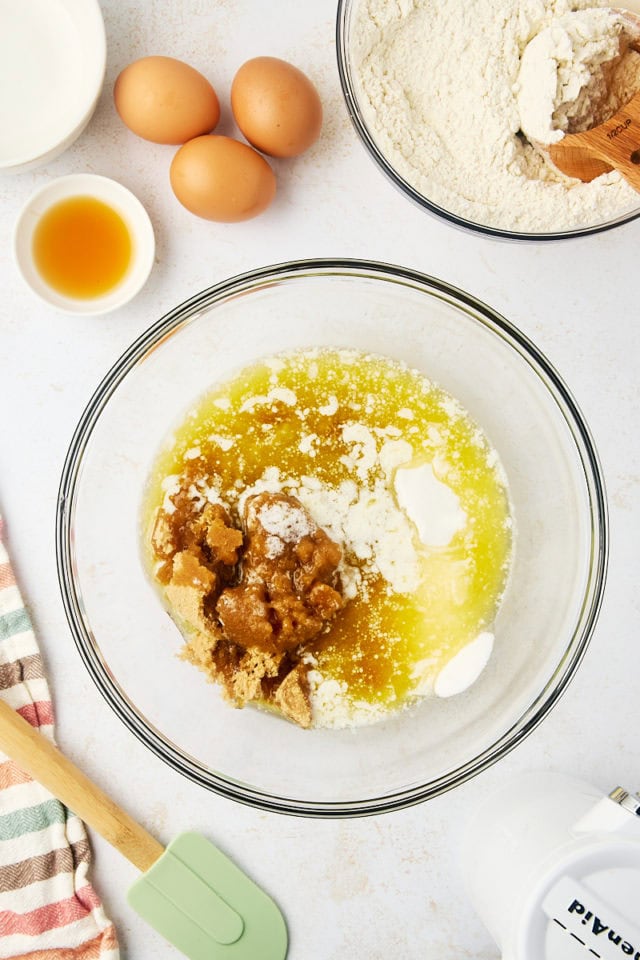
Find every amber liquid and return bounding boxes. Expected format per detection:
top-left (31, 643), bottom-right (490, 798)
top-left (32, 196), bottom-right (132, 299)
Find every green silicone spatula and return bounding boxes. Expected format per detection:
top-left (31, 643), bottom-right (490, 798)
top-left (0, 697), bottom-right (287, 960)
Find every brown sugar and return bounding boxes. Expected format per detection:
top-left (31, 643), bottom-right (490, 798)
top-left (273, 665), bottom-right (312, 729)
top-left (152, 491), bottom-right (345, 727)
top-left (206, 514), bottom-right (244, 565)
top-left (216, 493), bottom-right (344, 654)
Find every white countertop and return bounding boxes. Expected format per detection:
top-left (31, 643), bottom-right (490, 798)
top-left (1, 2), bottom-right (639, 957)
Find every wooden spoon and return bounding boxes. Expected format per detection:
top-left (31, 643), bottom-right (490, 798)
top-left (549, 88), bottom-right (640, 189)
top-left (549, 13), bottom-right (640, 190)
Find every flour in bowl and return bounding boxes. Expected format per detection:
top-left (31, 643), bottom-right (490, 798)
top-left (351, 0), bottom-right (640, 233)
top-left (516, 8), bottom-right (640, 144)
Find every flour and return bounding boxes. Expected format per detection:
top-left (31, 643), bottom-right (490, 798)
top-left (306, 667), bottom-right (391, 728)
top-left (516, 9), bottom-right (640, 144)
top-left (239, 387), bottom-right (297, 412)
top-left (352, 0), bottom-right (640, 232)
top-left (254, 498), bottom-right (316, 559)
top-left (234, 423), bottom-right (425, 597)
top-left (161, 474), bottom-right (181, 514)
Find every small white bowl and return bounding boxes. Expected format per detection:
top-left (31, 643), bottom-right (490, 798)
top-left (13, 175), bottom-right (156, 316)
top-left (0, 0), bottom-right (106, 174)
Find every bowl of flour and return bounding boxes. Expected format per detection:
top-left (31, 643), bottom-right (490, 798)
top-left (337, 0), bottom-right (640, 239)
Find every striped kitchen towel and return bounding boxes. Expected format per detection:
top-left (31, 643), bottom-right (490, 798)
top-left (0, 517), bottom-right (119, 959)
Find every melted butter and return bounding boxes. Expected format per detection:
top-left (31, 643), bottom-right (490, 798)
top-left (143, 348), bottom-right (512, 717)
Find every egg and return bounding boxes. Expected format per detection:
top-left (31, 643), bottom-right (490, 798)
top-left (114, 56), bottom-right (220, 144)
top-left (231, 57), bottom-right (322, 158)
top-left (170, 135), bottom-right (276, 221)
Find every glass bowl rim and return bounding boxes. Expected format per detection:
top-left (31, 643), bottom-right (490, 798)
top-left (56, 258), bottom-right (609, 817)
top-left (334, 0), bottom-right (640, 243)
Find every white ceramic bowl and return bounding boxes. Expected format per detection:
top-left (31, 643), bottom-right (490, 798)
top-left (13, 174), bottom-right (156, 316)
top-left (0, 0), bottom-right (106, 174)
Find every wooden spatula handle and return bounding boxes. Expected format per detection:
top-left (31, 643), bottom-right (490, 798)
top-left (0, 697), bottom-right (164, 873)
top-left (550, 92), bottom-right (640, 191)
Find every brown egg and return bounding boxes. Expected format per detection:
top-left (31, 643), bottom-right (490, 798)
top-left (169, 135), bottom-right (276, 221)
top-left (114, 56), bottom-right (220, 144)
top-left (231, 57), bottom-right (322, 158)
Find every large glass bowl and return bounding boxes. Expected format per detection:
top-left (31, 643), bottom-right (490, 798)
top-left (56, 260), bottom-right (607, 817)
top-left (336, 0), bottom-right (640, 242)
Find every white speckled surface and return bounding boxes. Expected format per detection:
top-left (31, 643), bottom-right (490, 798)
top-left (0, 2), bottom-right (639, 957)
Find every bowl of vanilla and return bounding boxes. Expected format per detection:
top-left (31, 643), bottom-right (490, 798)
top-left (57, 260), bottom-right (607, 815)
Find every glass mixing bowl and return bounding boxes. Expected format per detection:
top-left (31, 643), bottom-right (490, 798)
top-left (336, 0), bottom-right (640, 242)
top-left (57, 260), bottom-right (607, 816)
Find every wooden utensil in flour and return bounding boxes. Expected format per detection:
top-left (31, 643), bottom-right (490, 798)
top-left (549, 85), bottom-right (640, 189)
top-left (0, 697), bottom-right (288, 960)
top-left (548, 9), bottom-right (640, 189)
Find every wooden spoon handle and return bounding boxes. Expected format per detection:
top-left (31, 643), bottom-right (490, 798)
top-left (0, 697), bottom-right (164, 873)
top-left (550, 92), bottom-right (640, 191)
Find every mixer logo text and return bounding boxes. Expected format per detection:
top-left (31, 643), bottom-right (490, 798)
top-left (569, 899), bottom-right (638, 958)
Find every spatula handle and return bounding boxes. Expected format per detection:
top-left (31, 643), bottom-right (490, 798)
top-left (550, 93), bottom-right (640, 191)
top-left (0, 697), bottom-right (164, 873)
